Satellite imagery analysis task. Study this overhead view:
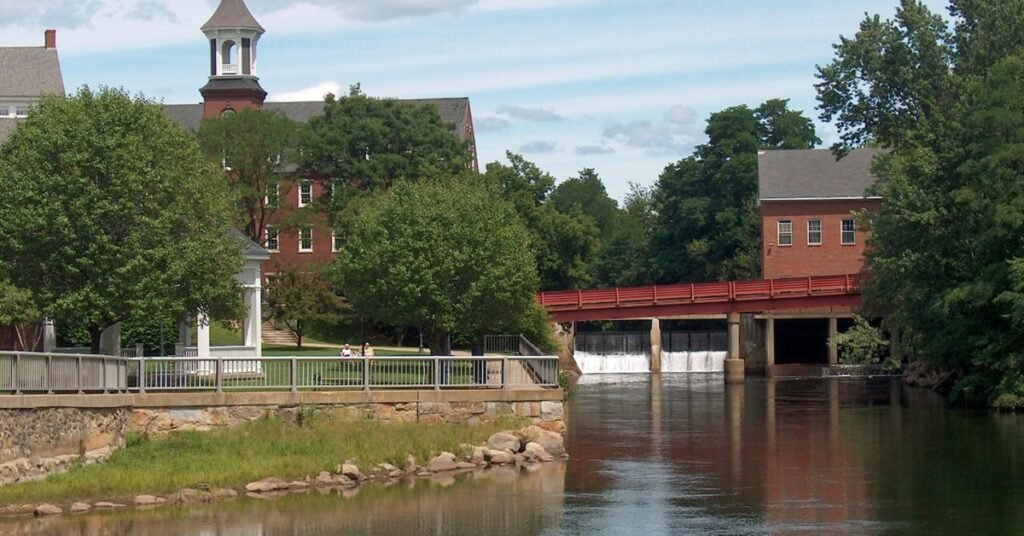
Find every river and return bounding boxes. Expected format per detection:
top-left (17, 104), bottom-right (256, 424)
top-left (6, 374), bottom-right (1024, 535)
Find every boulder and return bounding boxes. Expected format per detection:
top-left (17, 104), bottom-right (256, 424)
top-left (288, 481), bottom-right (310, 491)
top-left (211, 488), bottom-right (238, 499)
top-left (520, 425), bottom-right (566, 456)
top-left (34, 504), bottom-right (63, 516)
top-left (379, 463), bottom-right (400, 473)
top-left (524, 442), bottom-right (555, 462)
top-left (134, 495), bottom-right (167, 506)
top-left (168, 489), bottom-right (214, 505)
top-left (339, 462), bottom-right (365, 481)
top-left (69, 502), bottom-right (92, 513)
top-left (404, 455), bottom-right (417, 474)
top-left (94, 501), bottom-right (126, 509)
top-left (487, 432), bottom-right (521, 454)
top-left (486, 449), bottom-right (515, 465)
top-left (388, 470), bottom-right (404, 479)
top-left (245, 477), bottom-right (289, 493)
top-left (427, 452), bottom-right (459, 473)
top-left (455, 462), bottom-right (478, 470)
top-left (471, 446), bottom-right (487, 465)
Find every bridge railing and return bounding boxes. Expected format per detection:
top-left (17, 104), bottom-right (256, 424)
top-left (539, 273), bottom-right (862, 310)
top-left (0, 352), bottom-right (560, 394)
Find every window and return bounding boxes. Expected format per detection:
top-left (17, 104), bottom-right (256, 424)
top-left (0, 107), bottom-right (8, 117)
top-left (807, 220), bottom-right (822, 245)
top-left (14, 106), bottom-right (28, 117)
top-left (266, 183), bottom-right (280, 209)
top-left (841, 219), bottom-right (857, 245)
top-left (777, 220), bottom-right (793, 246)
top-left (299, 227), bottom-right (313, 252)
top-left (265, 226), bottom-right (279, 252)
top-left (299, 181), bottom-right (312, 207)
top-left (332, 230), bottom-right (344, 253)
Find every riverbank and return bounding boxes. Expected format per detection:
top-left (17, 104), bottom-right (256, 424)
top-left (0, 415), bottom-right (566, 514)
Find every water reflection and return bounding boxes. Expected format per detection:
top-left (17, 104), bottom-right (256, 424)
top-left (4, 375), bottom-right (1024, 535)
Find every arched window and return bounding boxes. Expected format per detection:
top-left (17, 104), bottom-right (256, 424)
top-left (221, 40), bottom-right (238, 74)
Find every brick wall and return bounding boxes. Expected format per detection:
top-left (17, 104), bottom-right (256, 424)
top-left (761, 199), bottom-right (882, 279)
top-left (262, 177), bottom-right (337, 276)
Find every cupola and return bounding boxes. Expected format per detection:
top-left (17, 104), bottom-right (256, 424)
top-left (199, 0), bottom-right (268, 117)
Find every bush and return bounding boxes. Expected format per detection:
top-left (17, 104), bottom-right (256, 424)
top-left (832, 315), bottom-right (892, 366)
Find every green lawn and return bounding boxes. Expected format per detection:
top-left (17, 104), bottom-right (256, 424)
top-left (0, 416), bottom-right (526, 506)
top-left (262, 345), bottom-right (422, 357)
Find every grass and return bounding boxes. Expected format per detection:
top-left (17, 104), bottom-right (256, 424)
top-left (0, 416), bottom-right (526, 506)
top-left (261, 345), bottom-right (422, 357)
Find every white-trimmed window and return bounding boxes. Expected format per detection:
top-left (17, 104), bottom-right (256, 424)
top-left (807, 220), bottom-right (822, 245)
top-left (299, 181), bottom-right (312, 207)
top-left (299, 227), bottom-right (313, 252)
top-left (777, 220), bottom-right (793, 246)
top-left (0, 107), bottom-right (8, 117)
top-left (14, 106), bottom-right (28, 117)
top-left (841, 219), bottom-right (857, 245)
top-left (332, 230), bottom-right (344, 253)
top-left (265, 226), bottom-right (279, 252)
top-left (266, 183), bottom-right (280, 209)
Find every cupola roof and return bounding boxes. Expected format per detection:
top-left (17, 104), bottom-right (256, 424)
top-left (201, 0), bottom-right (265, 33)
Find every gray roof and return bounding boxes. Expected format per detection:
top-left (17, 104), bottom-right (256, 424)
top-left (0, 47), bottom-right (64, 97)
top-left (229, 228), bottom-right (271, 260)
top-left (164, 98), bottom-right (472, 140)
top-left (202, 0), bottom-right (265, 32)
top-left (758, 148), bottom-right (886, 201)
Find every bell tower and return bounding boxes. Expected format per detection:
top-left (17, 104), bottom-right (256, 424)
top-left (199, 0), bottom-right (267, 118)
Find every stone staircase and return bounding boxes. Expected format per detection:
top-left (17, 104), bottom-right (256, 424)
top-left (262, 321), bottom-right (297, 346)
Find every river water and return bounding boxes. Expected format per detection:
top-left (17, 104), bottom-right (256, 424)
top-left (7, 375), bottom-right (1024, 535)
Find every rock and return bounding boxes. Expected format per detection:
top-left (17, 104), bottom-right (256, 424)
top-left (168, 489), bottom-right (213, 505)
top-left (538, 420), bottom-right (566, 434)
top-left (520, 425), bottom-right (566, 456)
top-left (416, 471), bottom-right (433, 477)
top-left (487, 432), bottom-right (522, 454)
top-left (379, 463), bottom-right (399, 473)
top-left (315, 471), bottom-right (334, 485)
top-left (211, 488), bottom-right (238, 499)
top-left (288, 481), bottom-right (310, 490)
top-left (69, 502), bottom-right (92, 513)
top-left (513, 453), bottom-right (526, 463)
top-left (524, 442), bottom-right (555, 462)
top-left (134, 495), bottom-right (167, 506)
top-left (455, 462), bottom-right (477, 470)
top-left (404, 455), bottom-right (417, 474)
top-left (486, 449), bottom-right (515, 465)
top-left (94, 501), bottom-right (127, 509)
top-left (427, 452), bottom-right (459, 473)
top-left (340, 462), bottom-right (365, 481)
top-left (471, 446), bottom-right (487, 464)
top-left (34, 504), bottom-right (62, 516)
top-left (245, 477), bottom-right (289, 493)
top-left (388, 470), bottom-right (404, 479)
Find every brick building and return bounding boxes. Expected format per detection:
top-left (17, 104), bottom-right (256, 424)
top-left (758, 148), bottom-right (884, 280)
top-left (163, 0), bottom-right (479, 277)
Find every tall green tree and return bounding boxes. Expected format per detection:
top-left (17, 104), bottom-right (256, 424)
top-left (0, 280), bottom-right (40, 351)
top-left (335, 176), bottom-right (539, 354)
top-left (0, 87), bottom-right (244, 353)
top-left (549, 168), bottom-right (619, 240)
top-left (651, 99), bottom-right (820, 283)
top-left (198, 108), bottom-right (298, 246)
top-left (594, 183), bottom-right (658, 287)
top-left (483, 153), bottom-right (600, 290)
top-left (266, 265), bottom-right (344, 348)
top-left (300, 85), bottom-right (471, 231)
top-left (816, 0), bottom-right (1024, 406)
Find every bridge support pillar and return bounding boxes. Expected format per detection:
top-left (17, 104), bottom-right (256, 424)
top-left (828, 317), bottom-right (839, 365)
top-left (650, 318), bottom-right (662, 373)
top-left (725, 312), bottom-right (745, 383)
top-left (765, 318), bottom-right (775, 377)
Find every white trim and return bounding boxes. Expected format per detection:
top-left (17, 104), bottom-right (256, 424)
top-left (777, 220), bottom-right (793, 247)
top-left (841, 219), bottom-right (857, 245)
top-left (807, 219), bottom-right (822, 246)
top-left (265, 226), bottom-right (279, 253)
top-left (331, 230), bottom-right (340, 253)
top-left (298, 180), bottom-right (312, 207)
top-left (299, 227), bottom-right (313, 252)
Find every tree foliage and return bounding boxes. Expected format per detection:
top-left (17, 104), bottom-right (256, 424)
top-left (651, 99), bottom-right (820, 283)
top-left (335, 176), bottom-right (539, 353)
top-left (0, 280), bottom-right (40, 351)
top-left (265, 265), bottom-right (344, 348)
top-left (816, 0), bottom-right (1024, 405)
top-left (0, 87), bottom-right (244, 353)
top-left (831, 316), bottom-right (891, 366)
top-left (198, 108), bottom-right (298, 245)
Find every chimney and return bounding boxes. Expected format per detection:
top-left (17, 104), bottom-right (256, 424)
top-left (44, 29), bottom-right (56, 49)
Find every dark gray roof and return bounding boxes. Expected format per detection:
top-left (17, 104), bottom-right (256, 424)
top-left (758, 148), bottom-right (886, 201)
top-left (229, 228), bottom-right (271, 260)
top-left (0, 118), bottom-right (21, 144)
top-left (0, 47), bottom-right (64, 97)
top-left (163, 97), bottom-right (472, 140)
top-left (202, 0), bottom-right (265, 32)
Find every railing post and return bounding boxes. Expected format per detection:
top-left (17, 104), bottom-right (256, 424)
top-left (363, 357), bottom-right (370, 393)
top-left (76, 356), bottom-right (83, 394)
top-left (769, 279), bottom-right (775, 297)
top-left (45, 354), bottom-right (53, 394)
top-left (290, 358), bottom-right (298, 393)
top-left (215, 358), bottom-right (223, 393)
top-left (501, 357), bottom-right (509, 390)
top-left (139, 357), bottom-right (147, 394)
top-left (12, 353), bottom-right (19, 395)
top-left (434, 357), bottom-right (441, 391)
top-left (101, 358), bottom-right (108, 394)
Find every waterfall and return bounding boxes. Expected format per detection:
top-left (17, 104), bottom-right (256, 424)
top-left (662, 351), bottom-right (727, 373)
top-left (574, 351), bottom-right (651, 374)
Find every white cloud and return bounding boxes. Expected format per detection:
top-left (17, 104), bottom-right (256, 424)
top-left (270, 80), bottom-right (342, 102)
top-left (575, 144), bottom-right (614, 156)
top-left (476, 116), bottom-right (512, 132)
top-left (520, 140), bottom-right (558, 154)
top-left (602, 104), bottom-right (704, 157)
top-left (495, 105), bottom-right (564, 122)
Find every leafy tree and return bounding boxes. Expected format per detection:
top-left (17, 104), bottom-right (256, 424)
top-left (594, 183), bottom-right (658, 287)
top-left (816, 0), bottom-right (1024, 405)
top-left (0, 87), bottom-right (244, 353)
top-left (265, 265), bottom-right (344, 348)
top-left (651, 99), bottom-right (820, 283)
top-left (198, 108), bottom-right (298, 246)
top-left (0, 280), bottom-right (40, 350)
top-left (335, 176), bottom-right (539, 354)
top-left (549, 168), bottom-right (619, 240)
top-left (300, 85), bottom-right (471, 230)
top-left (831, 316), bottom-right (891, 366)
top-left (484, 153), bottom-right (600, 290)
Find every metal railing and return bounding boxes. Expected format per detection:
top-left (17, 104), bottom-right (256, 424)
top-left (0, 352), bottom-right (560, 394)
top-left (483, 334), bottom-right (545, 356)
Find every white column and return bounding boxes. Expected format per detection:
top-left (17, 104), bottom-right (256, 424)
top-left (243, 287), bottom-right (263, 357)
top-left (42, 318), bottom-right (56, 353)
top-left (828, 317), bottom-right (839, 365)
top-left (197, 313), bottom-right (211, 358)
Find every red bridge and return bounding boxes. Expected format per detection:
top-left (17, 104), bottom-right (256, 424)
top-left (539, 274), bottom-right (863, 322)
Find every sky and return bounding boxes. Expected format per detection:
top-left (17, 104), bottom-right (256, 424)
top-left (0, 0), bottom-right (948, 200)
